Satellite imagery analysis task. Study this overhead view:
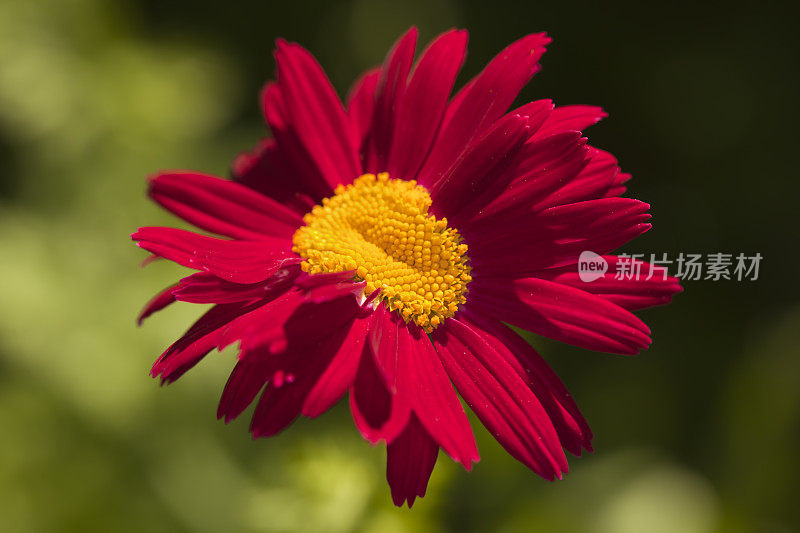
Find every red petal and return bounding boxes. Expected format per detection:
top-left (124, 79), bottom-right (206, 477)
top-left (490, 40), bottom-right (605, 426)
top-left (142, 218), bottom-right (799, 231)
top-left (464, 132), bottom-right (589, 221)
top-left (244, 290), bottom-right (364, 436)
top-left (535, 255), bottom-right (683, 310)
top-left (364, 27), bottom-right (418, 173)
top-left (217, 356), bottom-right (272, 423)
top-left (433, 318), bottom-right (567, 479)
top-left (260, 83), bottom-right (336, 200)
top-left (418, 33), bottom-right (550, 189)
top-left (346, 68), bottom-right (380, 154)
top-left (605, 168), bottom-right (632, 198)
top-left (249, 379), bottom-right (307, 438)
top-left (172, 268), bottom-right (299, 304)
top-left (467, 198), bottom-right (652, 274)
top-left (217, 290), bottom-right (304, 353)
top-left (151, 300), bottom-right (267, 383)
top-left (132, 227), bottom-right (300, 284)
top-left (400, 323), bottom-right (478, 469)
top-left (248, 323), bottom-right (353, 438)
top-left (350, 341), bottom-right (411, 444)
top-left (274, 40), bottom-right (362, 186)
top-left (222, 287), bottom-right (361, 354)
top-left (137, 282), bottom-right (178, 325)
top-left (461, 312), bottom-right (593, 455)
top-left (369, 305), bottom-right (403, 393)
top-left (531, 147), bottom-right (623, 208)
top-left (148, 171), bottom-right (303, 240)
top-left (386, 415), bottom-right (439, 507)
top-left (507, 99), bottom-right (554, 132)
top-left (430, 113), bottom-right (530, 218)
top-left (387, 29), bottom-right (468, 180)
top-left (302, 313), bottom-right (374, 417)
top-left (468, 276), bottom-right (652, 355)
top-left (532, 105), bottom-right (607, 139)
top-left (230, 137), bottom-right (318, 214)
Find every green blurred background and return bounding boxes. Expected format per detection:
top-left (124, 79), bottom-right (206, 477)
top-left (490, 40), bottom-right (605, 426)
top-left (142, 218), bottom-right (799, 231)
top-left (1, 0), bottom-right (798, 531)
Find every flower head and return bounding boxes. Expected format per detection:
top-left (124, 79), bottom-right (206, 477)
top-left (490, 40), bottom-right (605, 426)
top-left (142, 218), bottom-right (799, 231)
top-left (133, 27), bottom-right (681, 507)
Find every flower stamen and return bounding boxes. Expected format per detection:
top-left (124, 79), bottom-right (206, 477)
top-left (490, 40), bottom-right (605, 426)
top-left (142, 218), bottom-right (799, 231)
top-left (292, 173), bottom-right (471, 331)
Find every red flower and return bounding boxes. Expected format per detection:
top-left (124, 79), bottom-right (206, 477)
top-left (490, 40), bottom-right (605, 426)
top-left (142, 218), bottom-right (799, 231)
top-left (133, 28), bottom-right (681, 507)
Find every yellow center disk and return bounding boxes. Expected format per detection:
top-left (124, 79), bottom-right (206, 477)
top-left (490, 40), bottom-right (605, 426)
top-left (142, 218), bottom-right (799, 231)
top-left (292, 173), bottom-right (471, 331)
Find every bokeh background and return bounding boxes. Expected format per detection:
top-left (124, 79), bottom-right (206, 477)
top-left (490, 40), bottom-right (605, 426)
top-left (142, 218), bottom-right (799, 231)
top-left (1, 0), bottom-right (798, 531)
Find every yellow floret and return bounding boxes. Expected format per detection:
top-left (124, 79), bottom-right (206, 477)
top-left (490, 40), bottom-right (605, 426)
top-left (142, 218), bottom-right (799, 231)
top-left (292, 173), bottom-right (471, 332)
